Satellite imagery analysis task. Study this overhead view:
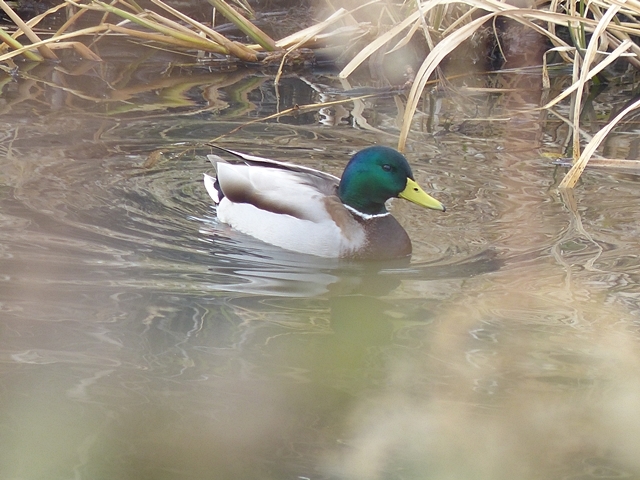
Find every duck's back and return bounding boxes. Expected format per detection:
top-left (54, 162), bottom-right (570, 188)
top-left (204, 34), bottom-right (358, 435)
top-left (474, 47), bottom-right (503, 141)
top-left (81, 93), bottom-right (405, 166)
top-left (205, 162), bottom-right (369, 258)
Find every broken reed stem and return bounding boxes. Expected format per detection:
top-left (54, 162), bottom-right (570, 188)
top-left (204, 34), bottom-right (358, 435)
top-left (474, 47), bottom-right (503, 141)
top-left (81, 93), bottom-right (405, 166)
top-left (0, 0), bottom-right (57, 60)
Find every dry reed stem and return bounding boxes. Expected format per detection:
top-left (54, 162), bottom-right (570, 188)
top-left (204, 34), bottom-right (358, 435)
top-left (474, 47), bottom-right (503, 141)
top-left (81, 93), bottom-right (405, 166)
top-left (339, 10), bottom-right (421, 79)
top-left (148, 0), bottom-right (257, 61)
top-left (94, 1), bottom-right (221, 47)
top-left (21, 1), bottom-right (69, 36)
top-left (399, 12), bottom-right (494, 151)
top-left (47, 40), bottom-right (102, 60)
top-left (210, 93), bottom-right (384, 142)
top-left (55, 3), bottom-right (91, 37)
top-left (570, 1), bottom-right (623, 163)
top-left (205, 0), bottom-right (276, 51)
top-left (542, 41), bottom-right (633, 105)
top-left (0, 0), bottom-right (55, 60)
top-left (0, 24), bottom-right (42, 61)
top-left (559, 97), bottom-right (640, 188)
top-left (274, 8), bottom-right (350, 86)
top-left (0, 25), bottom-right (111, 62)
top-left (106, 24), bottom-right (227, 53)
top-left (378, 0), bottom-right (640, 182)
top-left (2, 0), bottom-right (639, 187)
top-left (275, 6), bottom-right (356, 48)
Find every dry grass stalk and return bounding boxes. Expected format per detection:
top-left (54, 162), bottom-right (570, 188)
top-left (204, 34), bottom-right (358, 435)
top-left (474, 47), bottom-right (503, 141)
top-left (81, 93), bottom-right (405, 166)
top-left (329, 0), bottom-right (640, 186)
top-left (61, 0), bottom-right (275, 58)
top-left (148, 0), bottom-right (257, 61)
top-left (20, 1), bottom-right (69, 37)
top-left (559, 97), bottom-right (640, 188)
top-left (210, 92), bottom-right (384, 142)
top-left (2, 0), bottom-right (639, 188)
top-left (95, 1), bottom-right (217, 46)
top-left (0, 0), bottom-right (104, 61)
top-left (275, 7), bottom-right (355, 49)
top-left (274, 8), bottom-right (350, 86)
top-left (205, 0), bottom-right (276, 51)
top-left (0, 22), bottom-right (42, 61)
top-left (542, 40), bottom-right (634, 107)
top-left (569, 1), bottom-right (623, 162)
top-left (106, 24), bottom-right (227, 53)
top-left (0, 24), bottom-right (110, 62)
top-left (399, 10), bottom-right (496, 151)
top-left (339, 10), bottom-right (421, 79)
top-left (47, 40), bottom-right (101, 60)
top-left (0, 0), bottom-right (58, 59)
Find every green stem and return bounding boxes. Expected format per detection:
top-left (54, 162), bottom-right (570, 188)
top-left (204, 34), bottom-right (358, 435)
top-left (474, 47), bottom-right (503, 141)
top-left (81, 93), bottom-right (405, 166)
top-left (0, 27), bottom-right (43, 61)
top-left (206, 0), bottom-right (276, 51)
top-left (95, 1), bottom-right (227, 52)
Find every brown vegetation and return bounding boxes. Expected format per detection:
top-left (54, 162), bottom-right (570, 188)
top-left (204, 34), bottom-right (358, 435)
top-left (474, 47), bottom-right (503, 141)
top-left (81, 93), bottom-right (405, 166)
top-left (1, 0), bottom-right (639, 186)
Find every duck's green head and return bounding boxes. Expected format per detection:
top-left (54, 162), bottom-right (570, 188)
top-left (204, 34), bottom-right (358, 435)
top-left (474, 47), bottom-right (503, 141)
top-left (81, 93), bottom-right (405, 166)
top-left (338, 146), bottom-right (445, 216)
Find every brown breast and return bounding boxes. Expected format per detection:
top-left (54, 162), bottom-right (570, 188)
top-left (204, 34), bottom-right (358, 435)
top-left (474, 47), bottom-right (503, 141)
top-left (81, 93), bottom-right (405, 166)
top-left (354, 215), bottom-right (412, 260)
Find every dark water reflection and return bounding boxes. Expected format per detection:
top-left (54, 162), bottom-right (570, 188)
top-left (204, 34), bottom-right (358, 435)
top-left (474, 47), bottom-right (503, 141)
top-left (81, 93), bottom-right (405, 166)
top-left (2, 51), bottom-right (640, 480)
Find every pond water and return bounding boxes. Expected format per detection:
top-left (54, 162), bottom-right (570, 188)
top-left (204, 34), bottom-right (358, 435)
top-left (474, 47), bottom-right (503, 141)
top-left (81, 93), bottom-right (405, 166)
top-left (2, 46), bottom-right (640, 480)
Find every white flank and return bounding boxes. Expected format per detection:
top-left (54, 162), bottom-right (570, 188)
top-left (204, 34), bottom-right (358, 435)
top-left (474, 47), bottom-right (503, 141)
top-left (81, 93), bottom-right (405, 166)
top-left (217, 199), bottom-right (365, 258)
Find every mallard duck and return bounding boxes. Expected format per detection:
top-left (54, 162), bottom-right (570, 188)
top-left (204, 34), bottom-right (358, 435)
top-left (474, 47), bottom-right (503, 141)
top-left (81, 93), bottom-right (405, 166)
top-left (203, 146), bottom-right (445, 259)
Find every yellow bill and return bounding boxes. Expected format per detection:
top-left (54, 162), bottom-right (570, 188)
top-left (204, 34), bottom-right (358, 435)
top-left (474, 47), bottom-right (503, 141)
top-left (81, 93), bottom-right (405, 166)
top-left (399, 178), bottom-right (446, 211)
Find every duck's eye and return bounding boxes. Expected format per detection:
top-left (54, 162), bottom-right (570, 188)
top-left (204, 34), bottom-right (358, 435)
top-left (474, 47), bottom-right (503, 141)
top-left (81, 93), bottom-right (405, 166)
top-left (382, 164), bottom-right (392, 172)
